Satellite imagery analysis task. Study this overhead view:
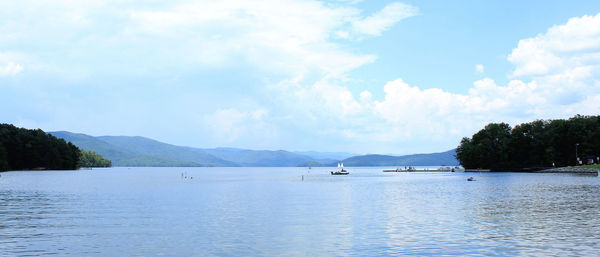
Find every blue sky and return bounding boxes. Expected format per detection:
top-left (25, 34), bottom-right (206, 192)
top-left (2, 0), bottom-right (600, 154)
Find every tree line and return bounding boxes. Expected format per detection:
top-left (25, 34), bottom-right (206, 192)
top-left (456, 115), bottom-right (600, 170)
top-left (0, 124), bottom-right (111, 171)
top-left (79, 150), bottom-right (111, 168)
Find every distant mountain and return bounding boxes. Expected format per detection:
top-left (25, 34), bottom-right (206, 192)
top-left (49, 132), bottom-right (136, 163)
top-left (50, 131), bottom-right (458, 167)
top-left (293, 151), bottom-right (355, 161)
top-left (193, 148), bottom-right (317, 167)
top-left (96, 136), bottom-right (237, 166)
top-left (50, 132), bottom-right (333, 167)
top-left (49, 132), bottom-right (235, 167)
top-left (341, 149), bottom-right (458, 166)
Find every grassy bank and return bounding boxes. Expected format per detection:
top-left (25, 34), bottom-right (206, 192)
top-left (578, 164), bottom-right (600, 169)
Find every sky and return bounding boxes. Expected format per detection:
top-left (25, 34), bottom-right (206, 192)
top-left (2, 0), bottom-right (600, 155)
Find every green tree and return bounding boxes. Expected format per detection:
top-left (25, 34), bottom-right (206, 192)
top-left (472, 123), bottom-right (512, 169)
top-left (456, 137), bottom-right (477, 168)
top-left (456, 115), bottom-right (600, 170)
top-left (0, 142), bottom-right (8, 171)
top-left (0, 124), bottom-right (82, 171)
top-left (79, 150), bottom-right (112, 168)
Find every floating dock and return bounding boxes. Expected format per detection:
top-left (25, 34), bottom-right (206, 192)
top-left (383, 168), bottom-right (457, 172)
top-left (535, 167), bottom-right (598, 175)
top-left (464, 169), bottom-right (491, 172)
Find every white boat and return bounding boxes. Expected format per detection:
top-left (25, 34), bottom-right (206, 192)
top-left (331, 162), bottom-right (349, 175)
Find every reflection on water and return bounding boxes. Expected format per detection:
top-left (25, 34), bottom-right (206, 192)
top-left (0, 190), bottom-right (81, 255)
top-left (0, 168), bottom-right (599, 256)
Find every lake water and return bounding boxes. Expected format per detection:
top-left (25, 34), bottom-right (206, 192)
top-left (1, 167), bottom-right (599, 256)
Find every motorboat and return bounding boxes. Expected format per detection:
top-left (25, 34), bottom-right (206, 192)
top-left (331, 170), bottom-right (349, 175)
top-left (331, 162), bottom-right (349, 175)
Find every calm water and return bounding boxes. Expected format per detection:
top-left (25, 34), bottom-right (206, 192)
top-left (1, 167), bottom-right (599, 256)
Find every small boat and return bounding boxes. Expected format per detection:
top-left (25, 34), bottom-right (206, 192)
top-left (331, 162), bottom-right (349, 175)
top-left (467, 177), bottom-right (475, 181)
top-left (331, 170), bottom-right (349, 175)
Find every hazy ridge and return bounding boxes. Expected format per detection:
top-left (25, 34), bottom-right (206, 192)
top-left (50, 131), bottom-right (458, 167)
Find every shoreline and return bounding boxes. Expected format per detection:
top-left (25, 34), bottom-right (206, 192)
top-left (463, 167), bottom-right (599, 175)
top-left (537, 166), bottom-right (599, 174)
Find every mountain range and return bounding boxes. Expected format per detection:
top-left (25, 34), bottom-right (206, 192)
top-left (342, 150), bottom-right (458, 166)
top-left (50, 131), bottom-right (459, 167)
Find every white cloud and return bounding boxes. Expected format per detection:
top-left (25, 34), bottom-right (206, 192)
top-left (335, 30), bottom-right (350, 39)
top-left (366, 13), bottom-right (600, 143)
top-left (0, 1), bottom-right (416, 80)
top-left (9, 1), bottom-right (598, 154)
top-left (352, 2), bottom-right (419, 36)
top-left (0, 0), bottom-right (415, 153)
top-left (508, 13), bottom-right (600, 78)
top-left (0, 62), bottom-right (24, 76)
top-left (268, 12), bottom-right (600, 153)
top-left (285, 78), bottom-right (365, 118)
top-left (204, 108), bottom-right (275, 144)
top-left (359, 90), bottom-right (372, 102)
top-left (127, 0), bottom-right (415, 77)
top-left (475, 64), bottom-right (484, 73)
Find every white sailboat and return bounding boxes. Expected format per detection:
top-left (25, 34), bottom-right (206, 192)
top-left (331, 162), bottom-right (349, 175)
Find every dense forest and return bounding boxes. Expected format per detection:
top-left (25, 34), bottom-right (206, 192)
top-left (0, 124), bottom-right (109, 171)
top-left (456, 115), bottom-right (600, 170)
top-left (79, 150), bottom-right (112, 168)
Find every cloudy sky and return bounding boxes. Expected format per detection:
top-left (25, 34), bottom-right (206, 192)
top-left (2, 0), bottom-right (600, 154)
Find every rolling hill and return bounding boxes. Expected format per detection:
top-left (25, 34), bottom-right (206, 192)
top-left (50, 132), bottom-right (336, 167)
top-left (192, 148), bottom-right (331, 167)
top-left (341, 149), bottom-right (459, 166)
top-left (50, 131), bottom-right (459, 167)
top-left (49, 132), bottom-right (235, 167)
top-left (96, 136), bottom-right (237, 166)
top-left (293, 151), bottom-right (355, 161)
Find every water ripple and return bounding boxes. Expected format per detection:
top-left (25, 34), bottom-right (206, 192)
top-left (0, 168), bottom-right (599, 256)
